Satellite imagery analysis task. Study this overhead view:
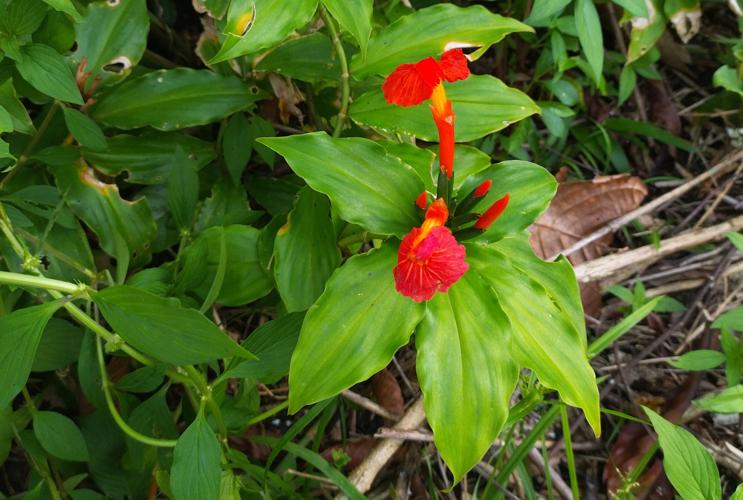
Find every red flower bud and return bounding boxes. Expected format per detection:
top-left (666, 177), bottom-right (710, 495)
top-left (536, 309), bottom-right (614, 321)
top-left (474, 193), bottom-right (510, 230)
top-left (415, 192), bottom-right (428, 210)
top-left (473, 180), bottom-right (492, 198)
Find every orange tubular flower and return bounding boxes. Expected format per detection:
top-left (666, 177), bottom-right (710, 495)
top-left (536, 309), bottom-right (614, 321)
top-left (393, 199), bottom-right (468, 302)
top-left (382, 49), bottom-right (470, 179)
top-left (474, 193), bottom-right (510, 230)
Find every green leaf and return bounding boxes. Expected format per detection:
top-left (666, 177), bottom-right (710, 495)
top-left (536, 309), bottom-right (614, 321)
top-left (644, 407), bottom-right (721, 500)
top-left (89, 68), bottom-right (261, 131)
top-left (694, 385), bottom-right (743, 414)
top-left (713, 66), bottom-right (743, 96)
top-left (62, 107), bottom-right (107, 151)
top-left (588, 297), bottom-right (661, 357)
top-left (0, 79), bottom-right (35, 134)
top-left (73, 0), bottom-right (148, 86)
top-left (14, 44), bottom-right (83, 104)
top-left (627, 0), bottom-right (666, 64)
top-left (416, 271), bottom-right (517, 481)
top-left (210, 0), bottom-right (318, 63)
top-left (379, 141), bottom-right (436, 193)
top-left (221, 113), bottom-right (251, 184)
top-left (460, 160), bottom-right (557, 242)
top-left (350, 75), bottom-right (540, 142)
top-left (288, 245), bottom-right (425, 412)
top-left (0, 302), bottom-right (61, 409)
top-left (321, 0), bottom-right (372, 56)
top-left (274, 188), bottom-right (341, 312)
top-left (32, 318), bottom-right (84, 372)
top-left (351, 4), bottom-right (532, 78)
top-left (525, 0), bottom-right (572, 26)
top-left (177, 225), bottom-right (274, 307)
top-left (575, 0), bottom-right (603, 84)
top-left (670, 350), bottom-right (726, 371)
top-left (41, 0), bottom-right (82, 22)
top-left (93, 285), bottom-right (255, 365)
top-left (434, 145), bottom-right (492, 192)
top-left (115, 365), bottom-right (165, 393)
top-left (1, 0), bottom-right (48, 36)
top-left (0, 106), bottom-right (12, 133)
top-left (603, 118), bottom-right (693, 151)
top-left (255, 33), bottom-right (340, 83)
top-left (713, 307), bottom-right (743, 332)
top-left (612, 0), bottom-right (649, 17)
top-left (167, 146), bottom-right (199, 230)
top-left (223, 313), bottom-right (304, 384)
top-left (82, 132), bottom-right (215, 185)
top-left (618, 65), bottom-right (637, 105)
top-left (33, 411), bottom-right (89, 462)
top-left (732, 483), bottom-right (743, 500)
top-left (260, 133), bottom-right (423, 237)
top-left (53, 163), bottom-right (156, 283)
top-left (171, 413), bottom-right (221, 500)
top-left (726, 231), bottom-right (743, 252)
top-left (468, 244), bottom-right (601, 436)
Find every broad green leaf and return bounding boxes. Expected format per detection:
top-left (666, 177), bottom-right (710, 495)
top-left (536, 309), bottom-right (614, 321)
top-left (222, 113), bottom-right (251, 184)
top-left (0, 302), bottom-right (61, 409)
top-left (612, 0), bottom-right (649, 17)
top-left (0, 139), bottom-right (15, 161)
top-left (14, 44), bottom-right (83, 104)
top-left (434, 145), bottom-right (492, 192)
top-left (274, 188), bottom-right (341, 312)
top-left (321, 0), bottom-right (372, 56)
top-left (73, 0), bottom-right (148, 86)
top-left (713, 307), bottom-right (743, 332)
top-left (195, 179), bottom-right (263, 230)
top-left (62, 107), bottom-right (107, 151)
top-left (171, 413), bottom-right (221, 500)
top-left (627, 1), bottom-right (666, 64)
top-left (525, 0), bottom-right (571, 26)
top-left (575, 0), bottom-right (603, 84)
top-left (223, 313), bottom-right (304, 383)
top-left (604, 118), bottom-right (693, 151)
top-left (177, 225), bottom-right (273, 307)
top-left (732, 484), bottom-right (743, 500)
top-left (288, 246), bottom-right (425, 412)
top-left (0, 406), bottom-right (11, 465)
top-left (351, 4), bottom-right (532, 78)
top-left (416, 271), bottom-right (518, 481)
top-left (210, 0), bottom-right (318, 63)
top-left (468, 244), bottom-right (600, 435)
top-left (713, 66), bottom-right (743, 96)
top-left (694, 385), bottom-right (743, 414)
top-left (260, 133), bottom-right (423, 237)
top-left (255, 32), bottom-right (339, 83)
top-left (588, 297), bottom-right (661, 357)
top-left (41, 0), bottom-right (82, 21)
top-left (0, 107), bottom-right (12, 132)
top-left (115, 365), bottom-right (165, 393)
top-left (82, 132), bottom-right (215, 185)
top-left (33, 411), bottom-right (89, 462)
top-left (379, 141), bottom-right (436, 193)
top-left (644, 408), bottom-right (721, 500)
top-left (93, 285), bottom-right (255, 365)
top-left (0, 79), bottom-right (34, 134)
top-left (350, 75), bottom-right (540, 142)
top-left (618, 65), bottom-right (637, 105)
top-left (460, 161), bottom-right (557, 242)
top-left (193, 0), bottom-right (230, 19)
top-left (167, 147), bottom-right (199, 230)
top-left (721, 328), bottom-right (742, 386)
top-left (727, 231), bottom-right (743, 252)
top-left (32, 318), bottom-right (84, 372)
top-left (670, 350), bottom-right (726, 371)
top-left (90, 69), bottom-right (261, 131)
top-left (53, 163), bottom-right (156, 283)
top-left (1, 0), bottom-right (48, 36)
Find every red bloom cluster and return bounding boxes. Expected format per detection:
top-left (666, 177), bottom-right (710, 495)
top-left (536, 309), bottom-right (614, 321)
top-left (393, 199), bottom-right (468, 302)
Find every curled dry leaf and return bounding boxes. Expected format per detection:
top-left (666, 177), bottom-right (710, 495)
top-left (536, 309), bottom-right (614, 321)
top-left (530, 172), bottom-right (647, 314)
top-left (371, 368), bottom-right (405, 419)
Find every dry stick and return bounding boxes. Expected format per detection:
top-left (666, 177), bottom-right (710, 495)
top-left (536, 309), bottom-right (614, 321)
top-left (526, 448), bottom-right (573, 500)
top-left (693, 161), bottom-right (743, 229)
top-left (574, 214), bottom-right (743, 283)
top-left (341, 390), bottom-right (401, 422)
top-left (645, 261), bottom-right (743, 297)
top-left (341, 398), bottom-right (426, 496)
top-left (550, 149), bottom-right (743, 262)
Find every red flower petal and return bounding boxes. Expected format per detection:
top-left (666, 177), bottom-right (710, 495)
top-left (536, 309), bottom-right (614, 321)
top-left (393, 226), bottom-right (468, 302)
top-left (474, 180), bottom-right (492, 198)
top-left (382, 57), bottom-right (441, 107)
top-left (415, 192), bottom-right (428, 210)
top-left (474, 193), bottom-right (510, 230)
top-left (438, 49), bottom-right (470, 82)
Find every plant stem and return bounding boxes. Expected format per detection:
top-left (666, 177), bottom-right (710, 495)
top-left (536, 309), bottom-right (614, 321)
top-left (0, 270), bottom-right (82, 295)
top-left (183, 365), bottom-right (228, 441)
top-left (96, 335), bottom-right (177, 448)
top-left (244, 400), bottom-right (289, 428)
top-left (560, 405), bottom-right (581, 500)
top-left (320, 8), bottom-right (350, 137)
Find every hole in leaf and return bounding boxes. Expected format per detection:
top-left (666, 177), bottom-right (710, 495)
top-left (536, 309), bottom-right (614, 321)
top-left (103, 56), bottom-right (132, 74)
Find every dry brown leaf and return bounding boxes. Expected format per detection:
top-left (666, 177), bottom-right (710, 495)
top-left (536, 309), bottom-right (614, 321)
top-left (530, 173), bottom-right (647, 314)
top-left (371, 368), bottom-right (404, 419)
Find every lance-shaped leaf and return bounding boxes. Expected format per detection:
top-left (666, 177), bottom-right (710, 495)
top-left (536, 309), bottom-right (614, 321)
top-left (274, 188), bottom-right (341, 313)
top-left (171, 412), bottom-right (221, 500)
top-left (350, 75), bottom-right (540, 142)
top-left (14, 44), bottom-right (83, 104)
top-left (288, 245), bottom-right (425, 412)
top-left (260, 133), bottom-right (423, 237)
top-left (575, 0), bottom-right (604, 84)
top-left (73, 0), bottom-right (149, 86)
top-left (351, 4), bottom-right (532, 78)
top-left (93, 285), bottom-right (255, 365)
top-left (53, 163), bottom-right (156, 283)
top-left (416, 271), bottom-right (518, 481)
top-left (89, 69), bottom-right (262, 131)
top-left (467, 243), bottom-right (601, 436)
top-left (255, 33), bottom-right (340, 83)
top-left (0, 302), bottom-right (62, 410)
top-left (321, 0), bottom-right (372, 56)
top-left (210, 0), bottom-right (318, 63)
top-left (459, 161), bottom-right (557, 242)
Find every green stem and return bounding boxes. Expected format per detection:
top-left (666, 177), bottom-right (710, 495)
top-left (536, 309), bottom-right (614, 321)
top-left (244, 401), bottom-right (289, 428)
top-left (560, 405), bottom-right (580, 500)
top-left (320, 8), bottom-right (350, 137)
top-left (1, 102), bottom-right (60, 188)
top-left (96, 335), bottom-right (177, 448)
top-left (183, 365), bottom-right (228, 441)
top-left (0, 270), bottom-right (82, 295)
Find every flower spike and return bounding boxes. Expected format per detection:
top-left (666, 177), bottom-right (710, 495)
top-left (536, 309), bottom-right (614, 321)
top-left (474, 193), bottom-right (510, 230)
top-left (415, 191), bottom-right (429, 210)
top-left (474, 180), bottom-right (492, 198)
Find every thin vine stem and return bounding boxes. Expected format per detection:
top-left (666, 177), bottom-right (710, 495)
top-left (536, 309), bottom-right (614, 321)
top-left (320, 7), bottom-right (350, 137)
top-left (183, 365), bottom-right (229, 441)
top-left (244, 400), bottom-right (289, 428)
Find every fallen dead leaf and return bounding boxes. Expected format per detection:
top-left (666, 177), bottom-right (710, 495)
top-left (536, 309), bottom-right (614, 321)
top-left (371, 368), bottom-right (404, 419)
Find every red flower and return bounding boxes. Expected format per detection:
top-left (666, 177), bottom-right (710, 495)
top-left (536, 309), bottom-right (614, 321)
top-left (473, 180), bottom-right (492, 198)
top-left (393, 199), bottom-right (468, 302)
top-left (382, 49), bottom-right (470, 179)
top-left (474, 193), bottom-right (510, 230)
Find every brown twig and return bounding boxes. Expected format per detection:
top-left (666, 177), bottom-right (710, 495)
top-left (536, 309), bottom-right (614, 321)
top-left (341, 390), bottom-right (401, 422)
